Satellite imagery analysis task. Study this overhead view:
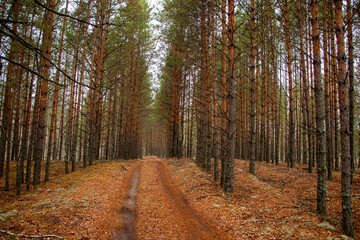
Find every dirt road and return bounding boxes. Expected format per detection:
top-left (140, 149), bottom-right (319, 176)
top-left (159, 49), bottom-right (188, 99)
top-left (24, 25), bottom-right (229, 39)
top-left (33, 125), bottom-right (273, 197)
top-left (115, 156), bottom-right (224, 240)
top-left (1, 157), bottom-right (345, 239)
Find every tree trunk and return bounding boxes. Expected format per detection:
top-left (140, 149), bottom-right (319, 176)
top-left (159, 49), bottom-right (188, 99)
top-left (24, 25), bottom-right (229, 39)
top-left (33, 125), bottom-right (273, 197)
top-left (298, 0), bottom-right (310, 167)
top-left (220, 0), bottom-right (227, 187)
top-left (45, 0), bottom-right (69, 182)
top-left (211, 0), bottom-right (218, 181)
top-left (311, 0), bottom-right (327, 216)
top-left (334, 0), bottom-right (354, 236)
top-left (17, 51), bottom-right (35, 193)
top-left (58, 58), bottom-right (69, 165)
top-left (0, 0), bottom-right (20, 184)
top-left (249, 0), bottom-right (256, 174)
top-left (33, 0), bottom-right (56, 186)
top-left (284, 0), bottom-right (296, 168)
top-left (322, 3), bottom-right (333, 180)
top-left (223, 0), bottom-right (235, 193)
top-left (346, 0), bottom-right (354, 182)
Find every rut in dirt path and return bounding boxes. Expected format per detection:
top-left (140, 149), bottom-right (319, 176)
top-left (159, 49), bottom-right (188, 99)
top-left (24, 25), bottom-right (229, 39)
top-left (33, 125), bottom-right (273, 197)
top-left (114, 157), bottom-right (223, 239)
top-left (135, 157), bottom-right (223, 240)
top-left (156, 161), bottom-right (215, 235)
top-left (114, 163), bottom-right (141, 240)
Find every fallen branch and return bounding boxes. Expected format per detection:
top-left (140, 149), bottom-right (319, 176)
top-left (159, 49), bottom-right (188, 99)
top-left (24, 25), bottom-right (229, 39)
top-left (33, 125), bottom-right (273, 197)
top-left (120, 165), bottom-right (128, 171)
top-left (196, 196), bottom-right (208, 200)
top-left (0, 230), bottom-right (63, 239)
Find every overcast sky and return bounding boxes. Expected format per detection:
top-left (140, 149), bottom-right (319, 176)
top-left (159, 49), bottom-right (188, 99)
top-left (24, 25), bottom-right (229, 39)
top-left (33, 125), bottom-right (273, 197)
top-left (147, 0), bottom-right (164, 95)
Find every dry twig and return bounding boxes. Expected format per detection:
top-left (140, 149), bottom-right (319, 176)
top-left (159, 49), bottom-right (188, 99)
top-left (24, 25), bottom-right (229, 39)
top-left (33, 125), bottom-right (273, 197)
top-left (0, 230), bottom-right (63, 239)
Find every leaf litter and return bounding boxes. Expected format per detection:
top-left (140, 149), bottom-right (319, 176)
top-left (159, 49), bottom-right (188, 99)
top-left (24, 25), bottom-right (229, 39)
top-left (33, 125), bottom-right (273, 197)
top-left (0, 160), bottom-right (135, 239)
top-left (1, 157), bottom-right (358, 239)
top-left (166, 158), bottom-right (358, 239)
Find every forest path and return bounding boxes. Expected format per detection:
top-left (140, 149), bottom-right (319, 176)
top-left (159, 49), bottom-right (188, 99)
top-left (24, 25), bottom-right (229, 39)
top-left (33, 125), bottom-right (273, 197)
top-left (118, 156), bottom-right (224, 240)
top-left (0, 158), bottom-right (350, 239)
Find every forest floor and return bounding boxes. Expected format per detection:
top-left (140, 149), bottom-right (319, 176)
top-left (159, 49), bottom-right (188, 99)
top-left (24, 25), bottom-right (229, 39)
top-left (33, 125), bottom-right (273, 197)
top-left (0, 156), bottom-right (358, 239)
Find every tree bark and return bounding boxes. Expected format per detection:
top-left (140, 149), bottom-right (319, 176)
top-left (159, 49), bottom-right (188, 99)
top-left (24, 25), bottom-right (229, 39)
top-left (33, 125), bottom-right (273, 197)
top-left (322, 2), bottom-right (333, 180)
top-left (211, 0), bottom-right (218, 181)
top-left (249, 0), bottom-right (256, 174)
top-left (298, 0), bottom-right (310, 167)
top-left (334, 0), bottom-right (354, 236)
top-left (33, 0), bottom-right (56, 186)
top-left (284, 0), bottom-right (296, 168)
top-left (311, 0), bottom-right (327, 216)
top-left (223, 0), bottom-right (235, 193)
top-left (45, 0), bottom-right (69, 182)
top-left (346, 0), bottom-right (354, 182)
top-left (220, 0), bottom-right (227, 187)
top-left (0, 0), bottom-right (20, 184)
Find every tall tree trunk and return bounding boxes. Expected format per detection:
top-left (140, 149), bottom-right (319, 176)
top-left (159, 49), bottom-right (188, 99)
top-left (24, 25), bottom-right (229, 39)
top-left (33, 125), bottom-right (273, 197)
top-left (284, 0), bottom-right (296, 168)
top-left (0, 0), bottom-right (20, 184)
top-left (84, 25), bottom-right (98, 167)
top-left (197, 0), bottom-right (208, 169)
top-left (17, 50), bottom-right (35, 193)
top-left (58, 58), bottom-right (69, 165)
top-left (249, 0), bottom-right (256, 174)
top-left (45, 0), bottom-right (69, 182)
top-left (330, 18), bottom-right (340, 171)
top-left (322, 3), bottom-right (333, 180)
top-left (189, 75), bottom-right (195, 158)
top-left (205, 3), bottom-right (211, 172)
top-left (260, 50), bottom-right (265, 163)
top-left (298, 0), bottom-right (310, 167)
top-left (305, 14), bottom-right (314, 173)
top-left (26, 77), bottom-right (42, 189)
top-left (33, 0), bottom-right (56, 186)
top-left (220, 0), bottom-right (227, 187)
top-left (334, 0), bottom-right (354, 236)
top-left (211, 0), bottom-right (218, 181)
top-left (13, 43), bottom-right (27, 193)
top-left (17, 86), bottom-right (30, 189)
top-left (223, 0), bottom-right (235, 193)
top-left (67, 22), bottom-right (81, 173)
top-left (346, 0), bottom-right (354, 182)
top-left (311, 0), bottom-right (327, 216)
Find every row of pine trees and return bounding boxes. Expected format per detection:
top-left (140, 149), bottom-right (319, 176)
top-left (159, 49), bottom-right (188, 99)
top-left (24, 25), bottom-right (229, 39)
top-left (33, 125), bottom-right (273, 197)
top-left (0, 0), bottom-right (152, 193)
top-left (149, 0), bottom-right (359, 237)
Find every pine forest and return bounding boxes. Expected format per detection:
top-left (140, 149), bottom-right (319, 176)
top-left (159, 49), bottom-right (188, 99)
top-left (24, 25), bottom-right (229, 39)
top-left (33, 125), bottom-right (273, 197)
top-left (0, 0), bottom-right (359, 238)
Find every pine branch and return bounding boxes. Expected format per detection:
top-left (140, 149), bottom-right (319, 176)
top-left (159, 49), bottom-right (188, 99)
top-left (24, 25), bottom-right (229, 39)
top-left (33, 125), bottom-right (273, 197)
top-left (0, 56), bottom-right (65, 87)
top-left (33, 0), bottom-right (98, 28)
top-left (33, 0), bottom-right (123, 28)
top-left (0, 19), bottom-right (29, 24)
top-left (0, 230), bottom-right (63, 239)
top-left (0, 26), bottom-right (93, 89)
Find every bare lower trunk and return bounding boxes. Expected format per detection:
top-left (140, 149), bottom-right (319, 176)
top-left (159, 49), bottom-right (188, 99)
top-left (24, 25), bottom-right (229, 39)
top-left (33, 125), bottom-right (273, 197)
top-left (223, 0), bottom-right (235, 193)
top-left (334, 0), bottom-right (354, 236)
top-left (249, 0), bottom-right (256, 174)
top-left (284, 0), bottom-right (296, 168)
top-left (311, 0), bottom-right (327, 216)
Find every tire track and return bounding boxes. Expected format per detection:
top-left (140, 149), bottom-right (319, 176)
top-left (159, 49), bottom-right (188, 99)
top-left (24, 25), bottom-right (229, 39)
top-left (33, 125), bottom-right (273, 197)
top-left (155, 160), bottom-right (222, 239)
top-left (114, 163), bottom-right (141, 240)
top-left (115, 157), bottom-right (223, 239)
